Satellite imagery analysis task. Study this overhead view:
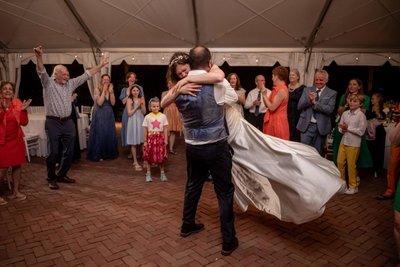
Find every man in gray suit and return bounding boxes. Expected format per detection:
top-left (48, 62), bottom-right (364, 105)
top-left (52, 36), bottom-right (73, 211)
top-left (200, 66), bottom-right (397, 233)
top-left (296, 69), bottom-right (336, 155)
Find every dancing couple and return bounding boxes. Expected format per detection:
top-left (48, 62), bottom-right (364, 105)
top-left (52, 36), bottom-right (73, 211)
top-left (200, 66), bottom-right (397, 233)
top-left (161, 45), bottom-right (343, 256)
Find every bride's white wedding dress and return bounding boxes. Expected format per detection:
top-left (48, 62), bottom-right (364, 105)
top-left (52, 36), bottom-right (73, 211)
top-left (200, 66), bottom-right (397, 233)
top-left (225, 106), bottom-right (344, 224)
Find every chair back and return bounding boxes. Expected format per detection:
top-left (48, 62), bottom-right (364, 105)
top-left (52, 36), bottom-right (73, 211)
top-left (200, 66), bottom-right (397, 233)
top-left (27, 106), bottom-right (45, 114)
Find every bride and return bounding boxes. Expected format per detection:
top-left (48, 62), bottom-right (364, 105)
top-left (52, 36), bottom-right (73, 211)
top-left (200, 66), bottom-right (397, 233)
top-left (161, 52), bottom-right (344, 224)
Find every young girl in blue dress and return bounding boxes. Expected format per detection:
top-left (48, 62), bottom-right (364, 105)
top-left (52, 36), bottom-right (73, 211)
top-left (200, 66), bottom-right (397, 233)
top-left (126, 85), bottom-right (146, 171)
top-left (142, 97), bottom-right (168, 182)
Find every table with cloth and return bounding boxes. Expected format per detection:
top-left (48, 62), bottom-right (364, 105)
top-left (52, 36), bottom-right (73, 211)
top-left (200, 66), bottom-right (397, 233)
top-left (22, 113), bottom-right (89, 157)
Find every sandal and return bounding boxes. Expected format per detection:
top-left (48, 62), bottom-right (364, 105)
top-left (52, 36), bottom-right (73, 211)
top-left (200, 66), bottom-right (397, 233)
top-left (0, 197), bottom-right (7, 205)
top-left (9, 193), bottom-right (27, 201)
top-left (133, 163), bottom-right (143, 171)
top-left (169, 150), bottom-right (177, 155)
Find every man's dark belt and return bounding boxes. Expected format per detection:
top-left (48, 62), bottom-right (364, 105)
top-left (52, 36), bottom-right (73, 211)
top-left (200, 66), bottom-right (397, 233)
top-left (46, 115), bottom-right (71, 121)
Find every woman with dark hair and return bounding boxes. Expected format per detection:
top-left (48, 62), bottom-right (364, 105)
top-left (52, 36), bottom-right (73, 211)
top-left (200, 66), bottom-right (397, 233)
top-left (261, 66), bottom-right (289, 140)
top-left (332, 79), bottom-right (372, 171)
top-left (0, 81), bottom-right (31, 204)
top-left (87, 74), bottom-right (118, 161)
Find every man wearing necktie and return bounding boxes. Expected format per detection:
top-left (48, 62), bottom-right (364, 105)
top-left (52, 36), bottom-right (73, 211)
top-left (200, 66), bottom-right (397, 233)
top-left (296, 70), bottom-right (336, 155)
top-left (244, 75), bottom-right (271, 131)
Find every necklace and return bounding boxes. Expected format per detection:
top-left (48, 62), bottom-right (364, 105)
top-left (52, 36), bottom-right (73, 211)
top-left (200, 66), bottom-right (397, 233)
top-left (288, 83), bottom-right (299, 92)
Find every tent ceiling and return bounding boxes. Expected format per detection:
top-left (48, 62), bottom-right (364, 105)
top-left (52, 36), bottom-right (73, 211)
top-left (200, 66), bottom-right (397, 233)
top-left (1, 0), bottom-right (400, 53)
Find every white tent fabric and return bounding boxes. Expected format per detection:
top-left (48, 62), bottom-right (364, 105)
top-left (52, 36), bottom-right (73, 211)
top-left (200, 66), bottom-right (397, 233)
top-left (1, 0), bottom-right (400, 95)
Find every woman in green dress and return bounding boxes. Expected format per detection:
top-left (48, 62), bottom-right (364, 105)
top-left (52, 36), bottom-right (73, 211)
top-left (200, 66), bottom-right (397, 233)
top-left (332, 78), bottom-right (373, 169)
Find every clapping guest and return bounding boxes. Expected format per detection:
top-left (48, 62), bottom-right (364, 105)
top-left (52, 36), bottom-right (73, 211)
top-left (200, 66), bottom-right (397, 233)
top-left (0, 81), bottom-right (32, 204)
top-left (227, 73), bottom-right (246, 116)
top-left (126, 85), bottom-right (146, 170)
top-left (337, 94), bottom-right (368, 194)
top-left (244, 75), bottom-right (271, 131)
top-left (119, 72), bottom-right (145, 158)
top-left (332, 79), bottom-right (372, 170)
top-left (287, 69), bottom-right (305, 142)
top-left (262, 66), bottom-right (289, 140)
top-left (87, 74), bottom-right (119, 161)
top-left (296, 70), bottom-right (336, 155)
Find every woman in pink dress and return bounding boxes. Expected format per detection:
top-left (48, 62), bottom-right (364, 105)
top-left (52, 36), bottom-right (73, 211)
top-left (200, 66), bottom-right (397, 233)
top-left (262, 66), bottom-right (289, 140)
top-left (0, 81), bottom-right (32, 204)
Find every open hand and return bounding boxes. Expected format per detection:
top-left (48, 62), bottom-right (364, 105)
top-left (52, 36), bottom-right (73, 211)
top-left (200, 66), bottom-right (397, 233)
top-left (176, 77), bottom-right (189, 90)
top-left (22, 99), bottom-right (32, 110)
top-left (178, 83), bottom-right (201, 97)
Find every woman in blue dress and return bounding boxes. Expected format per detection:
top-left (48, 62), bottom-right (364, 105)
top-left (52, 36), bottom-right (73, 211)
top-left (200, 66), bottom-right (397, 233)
top-left (87, 74), bottom-right (119, 161)
top-left (119, 72), bottom-right (145, 152)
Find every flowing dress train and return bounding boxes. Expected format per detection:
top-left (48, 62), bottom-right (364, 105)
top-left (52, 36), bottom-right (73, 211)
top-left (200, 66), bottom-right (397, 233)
top-left (226, 106), bottom-right (344, 224)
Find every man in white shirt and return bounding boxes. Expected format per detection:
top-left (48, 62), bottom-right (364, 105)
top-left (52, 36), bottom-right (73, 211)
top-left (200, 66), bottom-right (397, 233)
top-left (244, 74), bottom-right (271, 131)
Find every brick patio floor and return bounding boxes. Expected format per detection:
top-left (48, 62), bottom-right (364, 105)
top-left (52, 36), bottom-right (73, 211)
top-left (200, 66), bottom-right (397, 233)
top-left (0, 134), bottom-right (398, 266)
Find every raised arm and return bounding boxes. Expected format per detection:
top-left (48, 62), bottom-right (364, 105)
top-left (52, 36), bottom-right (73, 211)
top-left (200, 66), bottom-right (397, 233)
top-left (88, 55), bottom-right (109, 77)
top-left (33, 46), bottom-right (45, 72)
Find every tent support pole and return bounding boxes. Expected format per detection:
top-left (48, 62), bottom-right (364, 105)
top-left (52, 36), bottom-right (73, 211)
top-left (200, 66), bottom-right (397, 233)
top-left (305, 0), bottom-right (332, 73)
top-left (191, 0), bottom-right (200, 45)
top-left (64, 0), bottom-right (101, 64)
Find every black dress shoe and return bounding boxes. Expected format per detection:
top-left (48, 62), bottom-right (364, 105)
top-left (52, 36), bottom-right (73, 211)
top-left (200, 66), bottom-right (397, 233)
top-left (58, 176), bottom-right (76, 183)
top-left (180, 223), bottom-right (205, 237)
top-left (376, 194), bottom-right (394, 200)
top-left (221, 237), bottom-right (239, 256)
top-left (48, 181), bottom-right (59, 190)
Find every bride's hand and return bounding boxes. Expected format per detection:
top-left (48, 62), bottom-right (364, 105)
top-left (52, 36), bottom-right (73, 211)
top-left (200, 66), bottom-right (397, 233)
top-left (178, 83), bottom-right (201, 97)
top-left (176, 77), bottom-right (189, 90)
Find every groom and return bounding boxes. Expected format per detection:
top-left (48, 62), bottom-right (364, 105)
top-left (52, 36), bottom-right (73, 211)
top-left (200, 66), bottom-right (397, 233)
top-left (162, 45), bottom-right (239, 256)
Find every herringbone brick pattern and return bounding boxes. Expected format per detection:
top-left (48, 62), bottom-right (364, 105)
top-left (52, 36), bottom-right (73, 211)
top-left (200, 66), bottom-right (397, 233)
top-left (0, 135), bottom-right (397, 266)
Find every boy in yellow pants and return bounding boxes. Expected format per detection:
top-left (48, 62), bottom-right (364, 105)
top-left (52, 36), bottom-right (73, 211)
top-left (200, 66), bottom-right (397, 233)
top-left (337, 94), bottom-right (367, 194)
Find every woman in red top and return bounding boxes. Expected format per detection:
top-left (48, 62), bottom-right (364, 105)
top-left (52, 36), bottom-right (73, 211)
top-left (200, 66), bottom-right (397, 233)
top-left (261, 66), bottom-right (289, 140)
top-left (0, 81), bottom-right (31, 205)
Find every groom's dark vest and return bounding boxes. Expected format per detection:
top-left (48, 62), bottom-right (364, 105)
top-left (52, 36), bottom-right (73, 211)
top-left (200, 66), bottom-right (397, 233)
top-left (175, 84), bottom-right (227, 142)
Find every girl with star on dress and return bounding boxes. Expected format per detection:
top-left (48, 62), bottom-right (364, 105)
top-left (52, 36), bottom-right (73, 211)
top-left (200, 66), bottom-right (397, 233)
top-left (142, 97), bottom-right (169, 182)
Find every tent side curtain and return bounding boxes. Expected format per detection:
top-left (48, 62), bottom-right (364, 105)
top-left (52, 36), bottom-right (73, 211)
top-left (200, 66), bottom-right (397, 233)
top-left (3, 51), bottom-right (399, 96)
